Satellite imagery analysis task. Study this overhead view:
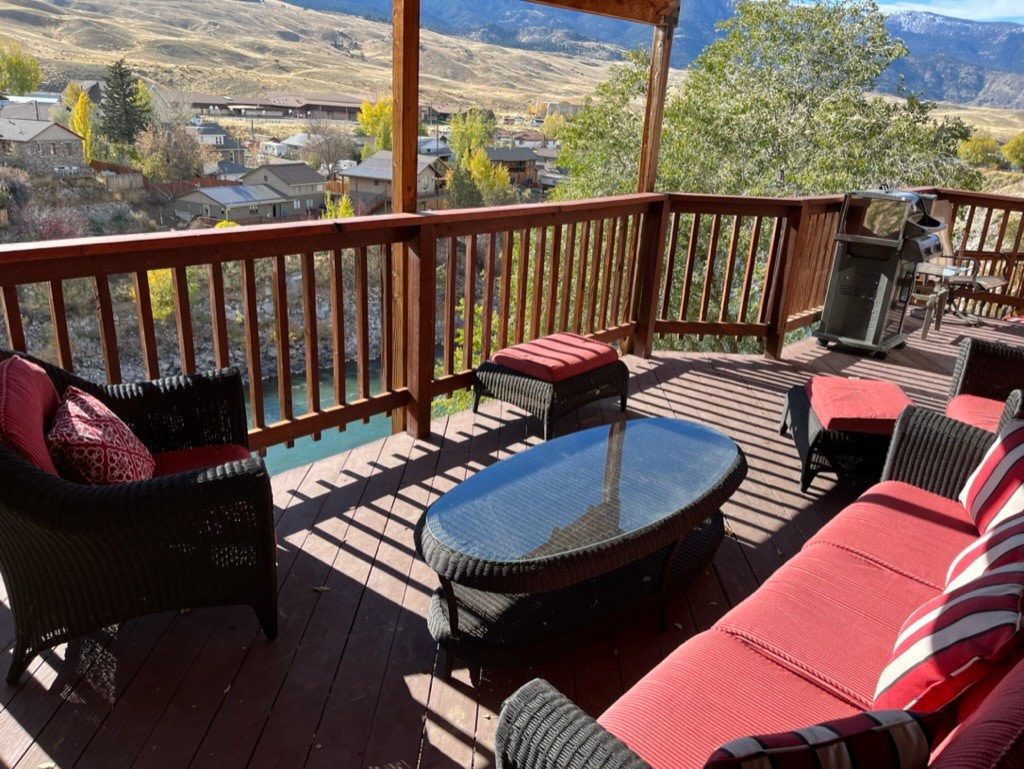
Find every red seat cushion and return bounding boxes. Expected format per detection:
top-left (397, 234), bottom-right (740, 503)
top-left (805, 376), bottom-right (912, 435)
top-left (153, 443), bottom-right (252, 476)
top-left (46, 387), bottom-right (155, 484)
top-left (489, 332), bottom-right (618, 383)
top-left (946, 394), bottom-right (1004, 433)
top-left (598, 630), bottom-right (858, 769)
top-left (0, 356), bottom-right (60, 475)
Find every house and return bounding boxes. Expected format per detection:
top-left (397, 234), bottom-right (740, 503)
top-left (186, 120), bottom-right (246, 165)
top-left (215, 160), bottom-right (249, 182)
top-left (339, 150), bottom-right (447, 213)
top-left (420, 103), bottom-right (462, 124)
top-left (172, 184), bottom-right (291, 224)
top-left (417, 136), bottom-right (454, 162)
top-left (241, 162), bottom-right (326, 217)
top-left (0, 118), bottom-right (86, 175)
top-left (188, 92), bottom-right (362, 121)
top-left (77, 80), bottom-right (106, 104)
top-left (485, 146), bottom-right (541, 188)
top-left (512, 129), bottom-right (546, 149)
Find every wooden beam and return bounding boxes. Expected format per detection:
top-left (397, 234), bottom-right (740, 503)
top-left (637, 21), bottom-right (674, 193)
top-left (525, 0), bottom-right (679, 26)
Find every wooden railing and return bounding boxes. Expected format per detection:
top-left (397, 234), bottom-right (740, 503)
top-left (0, 188), bottom-right (1020, 450)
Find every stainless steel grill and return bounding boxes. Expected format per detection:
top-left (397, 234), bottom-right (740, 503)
top-left (814, 190), bottom-right (945, 358)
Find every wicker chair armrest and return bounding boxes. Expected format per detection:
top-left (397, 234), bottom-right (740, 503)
top-left (881, 407), bottom-right (994, 499)
top-left (98, 368), bottom-right (250, 452)
top-left (496, 679), bottom-right (650, 769)
top-left (0, 448), bottom-right (270, 532)
top-left (948, 337), bottom-right (1024, 402)
top-left (998, 390), bottom-right (1023, 432)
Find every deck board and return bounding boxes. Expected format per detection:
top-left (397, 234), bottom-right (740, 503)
top-left (0, 316), bottom-right (1015, 768)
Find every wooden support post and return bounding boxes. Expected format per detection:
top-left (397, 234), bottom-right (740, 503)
top-left (393, 0), bottom-right (420, 436)
top-left (637, 19), bottom-right (675, 194)
top-left (630, 195), bottom-right (671, 357)
top-left (406, 225), bottom-right (436, 439)
top-left (764, 203), bottom-right (807, 360)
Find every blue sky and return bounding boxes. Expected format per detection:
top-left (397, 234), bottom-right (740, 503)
top-left (875, 1), bottom-right (1024, 24)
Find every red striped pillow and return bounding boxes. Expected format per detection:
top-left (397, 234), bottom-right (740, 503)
top-left (946, 515), bottom-right (1024, 591)
top-left (704, 710), bottom-right (947, 769)
top-left (959, 418), bottom-right (1024, 533)
top-left (874, 562), bottom-right (1024, 711)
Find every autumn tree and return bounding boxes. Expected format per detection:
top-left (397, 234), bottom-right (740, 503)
top-left (322, 191), bottom-right (355, 219)
top-left (467, 147), bottom-right (515, 206)
top-left (302, 111), bottom-right (355, 177)
top-left (101, 59), bottom-right (152, 145)
top-left (357, 98), bottom-right (392, 157)
top-left (449, 109), bottom-right (496, 166)
top-left (541, 112), bottom-right (566, 143)
top-left (70, 92), bottom-right (95, 164)
top-left (445, 166), bottom-right (484, 209)
top-left (0, 39), bottom-right (42, 96)
top-left (957, 131), bottom-right (1003, 167)
top-left (1005, 132), bottom-right (1024, 169)
top-left (136, 124), bottom-right (213, 181)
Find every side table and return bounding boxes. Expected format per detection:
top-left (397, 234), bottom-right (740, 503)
top-left (780, 377), bottom-right (912, 491)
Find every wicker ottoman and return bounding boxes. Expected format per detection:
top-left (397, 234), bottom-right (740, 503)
top-left (473, 333), bottom-right (628, 439)
top-left (780, 376), bottom-right (912, 492)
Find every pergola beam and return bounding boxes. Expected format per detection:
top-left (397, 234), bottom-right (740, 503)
top-left (527, 0), bottom-right (679, 26)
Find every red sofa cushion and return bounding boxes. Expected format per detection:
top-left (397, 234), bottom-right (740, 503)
top-left (46, 386), bottom-right (155, 484)
top-left (959, 418), bottom-right (1024, 533)
top-left (946, 394), bottom-right (1004, 433)
top-left (0, 355), bottom-right (60, 475)
top-left (714, 544), bottom-right (940, 708)
top-left (153, 443), bottom-right (253, 476)
top-left (874, 563), bottom-right (1024, 711)
top-left (704, 709), bottom-right (948, 769)
top-left (804, 481), bottom-right (977, 589)
top-left (489, 332), bottom-right (618, 383)
top-left (805, 377), bottom-right (912, 435)
top-left (598, 630), bottom-right (858, 769)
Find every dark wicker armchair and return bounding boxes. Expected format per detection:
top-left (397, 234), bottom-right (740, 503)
top-left (947, 337), bottom-right (1024, 431)
top-left (0, 351), bottom-right (277, 684)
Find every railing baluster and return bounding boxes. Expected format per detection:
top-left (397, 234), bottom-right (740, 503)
top-left (679, 214), bottom-right (701, 323)
top-left (598, 217), bottom-right (616, 330)
top-left (719, 216), bottom-right (741, 323)
top-left (660, 212), bottom-right (682, 330)
top-left (574, 220), bottom-right (591, 335)
top-left (271, 256), bottom-right (293, 447)
top-left (559, 222), bottom-right (575, 332)
top-left (302, 251), bottom-right (321, 440)
top-left (481, 233), bottom-right (496, 362)
top-left (498, 230), bottom-right (513, 350)
top-left (207, 263), bottom-right (230, 369)
top-left (241, 258), bottom-right (265, 435)
top-left (93, 275), bottom-right (121, 384)
top-left (586, 219), bottom-right (603, 334)
top-left (381, 244), bottom-right (392, 401)
top-left (957, 205), bottom-right (976, 255)
top-left (530, 225), bottom-right (546, 340)
top-left (355, 246), bottom-right (370, 421)
top-left (978, 207), bottom-right (994, 250)
top-left (699, 215), bottom-right (721, 325)
top-left (759, 217), bottom-right (784, 324)
top-left (546, 224), bottom-right (561, 336)
top-left (994, 207), bottom-right (1010, 254)
top-left (463, 234), bottom-right (476, 370)
top-left (738, 216), bottom-right (762, 324)
top-left (610, 215), bottom-right (628, 326)
top-left (514, 229), bottom-right (530, 344)
top-left (133, 272), bottom-right (159, 379)
top-left (330, 249), bottom-right (347, 429)
top-left (444, 236), bottom-right (456, 376)
top-left (172, 266), bottom-right (196, 375)
top-left (623, 213), bottom-right (641, 325)
top-left (1, 285), bottom-right (25, 353)
top-left (48, 280), bottom-right (73, 371)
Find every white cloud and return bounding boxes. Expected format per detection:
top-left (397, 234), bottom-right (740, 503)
top-left (877, 0), bottom-right (1024, 23)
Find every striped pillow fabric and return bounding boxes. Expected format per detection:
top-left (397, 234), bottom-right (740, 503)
top-left (874, 562), bottom-right (1024, 711)
top-left (959, 418), bottom-right (1024, 533)
top-left (704, 710), bottom-right (947, 769)
top-left (946, 514), bottom-right (1024, 591)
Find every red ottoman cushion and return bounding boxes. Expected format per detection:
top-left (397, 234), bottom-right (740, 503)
top-left (153, 443), bottom-right (253, 476)
top-left (490, 332), bottom-right (618, 383)
top-left (946, 394), bottom-right (1004, 433)
top-left (0, 355), bottom-right (60, 475)
top-left (805, 377), bottom-right (912, 435)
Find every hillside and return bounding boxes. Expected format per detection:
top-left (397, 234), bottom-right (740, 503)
top-left (0, 0), bottom-right (625, 110)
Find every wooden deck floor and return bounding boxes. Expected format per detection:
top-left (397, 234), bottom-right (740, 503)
top-left (2, 314), bottom-right (1022, 769)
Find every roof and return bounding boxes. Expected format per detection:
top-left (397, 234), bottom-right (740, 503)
top-left (217, 160), bottom-right (249, 175)
top-left (282, 133), bottom-right (309, 148)
top-left (0, 101), bottom-right (52, 121)
top-left (0, 118), bottom-right (79, 142)
top-left (194, 122), bottom-right (229, 137)
top-left (485, 147), bottom-right (541, 163)
top-left (243, 162), bottom-right (324, 186)
top-left (417, 137), bottom-right (452, 155)
top-left (340, 150), bottom-right (445, 181)
top-left (181, 184), bottom-right (289, 206)
top-left (513, 130), bottom-right (545, 141)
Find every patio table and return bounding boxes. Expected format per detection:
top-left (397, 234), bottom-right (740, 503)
top-left (414, 417), bottom-right (747, 671)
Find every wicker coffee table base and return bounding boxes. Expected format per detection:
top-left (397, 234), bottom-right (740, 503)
top-left (473, 360), bottom-right (629, 439)
top-left (426, 514), bottom-right (724, 672)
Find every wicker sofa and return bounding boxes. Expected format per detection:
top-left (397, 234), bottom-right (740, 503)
top-left (496, 407), bottom-right (1024, 768)
top-left (0, 350), bottom-right (278, 684)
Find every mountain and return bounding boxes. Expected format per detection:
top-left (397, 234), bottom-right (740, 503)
top-left (285, 0), bottom-right (1024, 109)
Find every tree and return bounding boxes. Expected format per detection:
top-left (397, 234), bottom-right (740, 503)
top-left (957, 131), bottom-right (1003, 167)
top-left (322, 191), bottom-right (355, 219)
top-left (0, 39), bottom-right (42, 96)
top-left (51, 81), bottom-right (85, 126)
top-left (302, 112), bottom-right (355, 178)
top-left (541, 112), bottom-right (566, 143)
top-left (450, 109), bottom-right (496, 166)
top-left (70, 92), bottom-right (95, 164)
top-left (135, 124), bottom-right (213, 181)
top-left (1005, 132), bottom-right (1024, 169)
top-left (467, 147), bottom-right (515, 206)
top-left (101, 59), bottom-right (151, 145)
top-left (357, 98), bottom-right (392, 153)
top-left (446, 166), bottom-right (483, 209)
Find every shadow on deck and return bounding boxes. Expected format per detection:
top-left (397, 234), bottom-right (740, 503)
top-left (2, 314), bottom-right (1023, 769)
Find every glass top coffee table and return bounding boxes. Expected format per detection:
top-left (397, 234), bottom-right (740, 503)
top-left (414, 417), bottom-right (747, 671)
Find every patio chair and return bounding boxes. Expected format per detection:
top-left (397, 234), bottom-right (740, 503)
top-left (0, 350), bottom-right (277, 684)
top-left (945, 337), bottom-right (1024, 432)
